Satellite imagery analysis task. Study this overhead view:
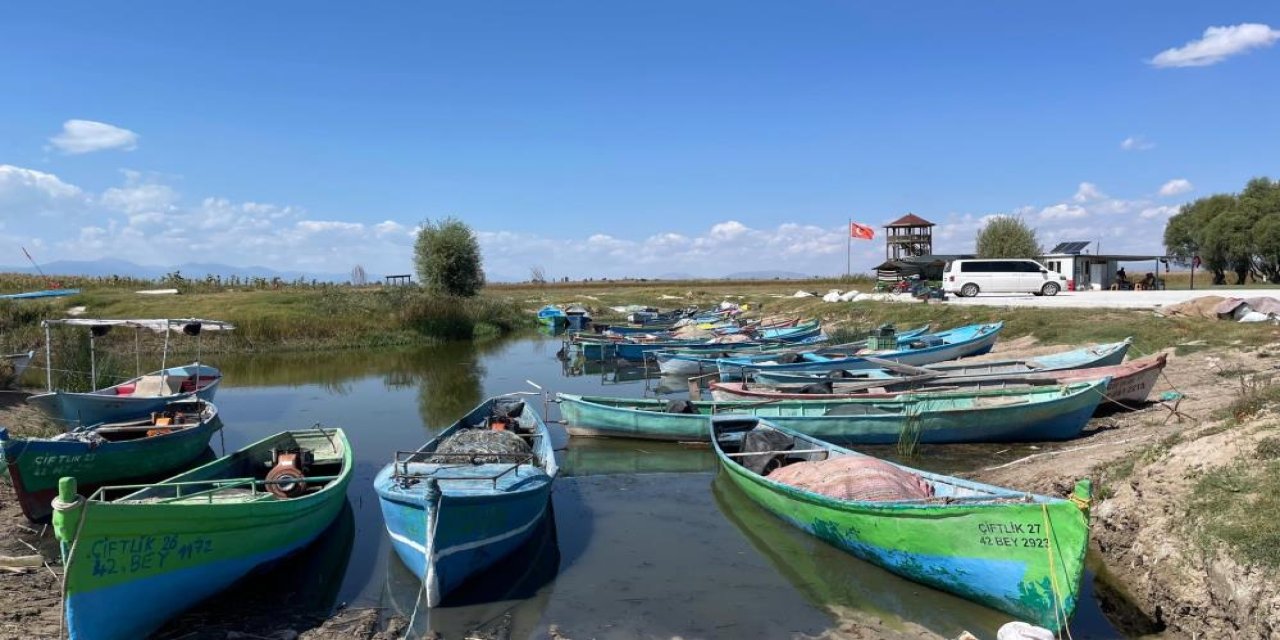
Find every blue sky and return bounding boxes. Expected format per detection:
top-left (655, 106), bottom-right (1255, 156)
top-left (2, 2), bottom-right (1278, 279)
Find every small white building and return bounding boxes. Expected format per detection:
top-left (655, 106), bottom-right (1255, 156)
top-left (1041, 241), bottom-right (1170, 290)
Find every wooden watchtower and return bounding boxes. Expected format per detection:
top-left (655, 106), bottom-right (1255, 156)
top-left (884, 214), bottom-right (935, 260)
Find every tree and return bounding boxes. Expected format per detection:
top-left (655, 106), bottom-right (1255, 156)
top-left (414, 217), bottom-right (485, 297)
top-left (529, 265), bottom-right (547, 284)
top-left (975, 216), bottom-right (1042, 258)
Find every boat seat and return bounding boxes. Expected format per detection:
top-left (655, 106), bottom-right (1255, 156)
top-left (132, 375), bottom-right (183, 397)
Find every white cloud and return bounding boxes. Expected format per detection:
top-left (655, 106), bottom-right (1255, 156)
top-left (0, 164), bottom-right (88, 216)
top-left (1140, 205), bottom-right (1180, 219)
top-left (1158, 178), bottom-right (1194, 197)
top-left (296, 220), bottom-right (365, 234)
top-left (1120, 136), bottom-right (1155, 151)
top-left (1150, 23), bottom-right (1280, 68)
top-left (1039, 204), bottom-right (1089, 220)
top-left (48, 119), bottom-right (139, 154)
top-left (1073, 182), bottom-right (1106, 203)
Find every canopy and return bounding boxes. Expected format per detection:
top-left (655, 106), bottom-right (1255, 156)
top-left (40, 318), bottom-right (235, 333)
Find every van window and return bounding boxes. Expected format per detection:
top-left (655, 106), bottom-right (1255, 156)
top-left (960, 261), bottom-right (992, 273)
top-left (1018, 261), bottom-right (1043, 273)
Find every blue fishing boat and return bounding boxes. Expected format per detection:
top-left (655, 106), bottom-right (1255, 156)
top-left (655, 325), bottom-right (933, 376)
top-left (750, 339), bottom-right (1131, 386)
top-left (375, 396), bottom-right (558, 607)
top-left (717, 322), bottom-right (1003, 381)
top-left (537, 305), bottom-right (568, 329)
top-left (27, 318), bottom-right (231, 427)
top-left (577, 321), bottom-right (823, 362)
top-left (565, 305), bottom-right (592, 332)
top-left (0, 288), bottom-right (81, 300)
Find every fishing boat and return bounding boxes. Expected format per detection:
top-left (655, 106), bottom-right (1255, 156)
top-left (564, 305), bottom-right (592, 332)
top-left (26, 318), bottom-right (231, 427)
top-left (0, 288), bottom-right (81, 300)
top-left (53, 428), bottom-right (352, 640)
top-left (575, 321), bottom-right (823, 362)
top-left (710, 353), bottom-right (1167, 406)
top-left (710, 415), bottom-right (1090, 631)
top-left (3, 349), bottom-right (35, 380)
top-left (537, 305), bottom-right (568, 330)
top-left (375, 396), bottom-right (558, 607)
top-left (0, 399), bottom-right (221, 523)
top-left (749, 339), bottom-right (1132, 386)
top-left (655, 325), bottom-right (933, 377)
top-left (557, 378), bottom-right (1107, 444)
top-left (717, 322), bottom-right (1003, 381)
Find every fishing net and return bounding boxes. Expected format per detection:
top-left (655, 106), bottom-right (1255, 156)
top-left (52, 430), bottom-right (108, 445)
top-left (428, 429), bottom-right (531, 463)
top-left (767, 456), bottom-right (934, 501)
top-left (796, 381), bottom-right (834, 395)
top-left (738, 428), bottom-right (795, 475)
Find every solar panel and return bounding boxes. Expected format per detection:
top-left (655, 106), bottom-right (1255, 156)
top-left (1049, 241), bottom-right (1091, 255)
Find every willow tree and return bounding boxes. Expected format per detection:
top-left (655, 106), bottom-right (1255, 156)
top-left (975, 216), bottom-right (1042, 258)
top-left (414, 218), bottom-right (485, 297)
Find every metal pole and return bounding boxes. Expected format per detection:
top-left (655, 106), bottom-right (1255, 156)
top-left (90, 332), bottom-right (97, 390)
top-left (846, 218), bottom-right (851, 278)
top-left (135, 328), bottom-right (141, 377)
top-left (44, 323), bottom-right (52, 392)
top-left (160, 320), bottom-right (171, 391)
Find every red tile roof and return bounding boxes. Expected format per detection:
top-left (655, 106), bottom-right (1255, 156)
top-left (885, 213), bottom-right (935, 227)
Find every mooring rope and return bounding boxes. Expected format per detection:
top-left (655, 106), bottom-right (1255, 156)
top-left (402, 483), bottom-right (441, 639)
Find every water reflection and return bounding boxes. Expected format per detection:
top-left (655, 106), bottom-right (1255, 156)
top-left (558, 438), bottom-right (715, 477)
top-left (383, 509), bottom-right (561, 639)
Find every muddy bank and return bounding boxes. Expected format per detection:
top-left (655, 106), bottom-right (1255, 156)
top-left (968, 343), bottom-right (1280, 638)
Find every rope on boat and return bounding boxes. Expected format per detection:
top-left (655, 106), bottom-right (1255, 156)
top-left (51, 492), bottom-right (88, 640)
top-left (1038, 503), bottom-right (1076, 640)
top-left (402, 481), bottom-right (441, 639)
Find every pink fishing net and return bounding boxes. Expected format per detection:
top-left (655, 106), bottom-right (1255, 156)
top-left (767, 456), bottom-right (934, 501)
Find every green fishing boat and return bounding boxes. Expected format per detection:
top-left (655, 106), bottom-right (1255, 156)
top-left (557, 377), bottom-right (1107, 444)
top-left (710, 415), bottom-right (1091, 632)
top-left (52, 428), bottom-right (352, 640)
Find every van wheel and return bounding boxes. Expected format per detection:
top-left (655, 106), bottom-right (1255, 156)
top-left (1041, 282), bottom-right (1060, 297)
top-left (960, 283), bottom-right (979, 297)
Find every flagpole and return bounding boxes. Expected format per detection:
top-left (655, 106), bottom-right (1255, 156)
top-left (846, 218), bottom-right (851, 278)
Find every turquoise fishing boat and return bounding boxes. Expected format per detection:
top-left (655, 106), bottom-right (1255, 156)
top-left (717, 322), bottom-right (1003, 381)
top-left (537, 305), bottom-right (568, 329)
top-left (0, 399), bottom-right (221, 522)
top-left (749, 339), bottom-right (1131, 386)
top-left (28, 318), bottom-right (232, 427)
top-left (53, 428), bottom-right (352, 640)
top-left (575, 321), bottom-right (823, 362)
top-left (710, 415), bottom-right (1091, 631)
top-left (557, 377), bottom-right (1107, 444)
top-left (375, 396), bottom-right (558, 607)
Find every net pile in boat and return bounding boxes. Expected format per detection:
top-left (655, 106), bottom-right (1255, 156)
top-left (52, 430), bottom-right (108, 445)
top-left (768, 456), bottom-right (934, 501)
top-left (428, 429), bottom-right (531, 464)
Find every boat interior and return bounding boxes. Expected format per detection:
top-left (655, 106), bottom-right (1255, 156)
top-left (392, 399), bottom-right (550, 493)
top-left (713, 417), bottom-right (1030, 502)
top-left (96, 368), bottom-right (221, 397)
top-left (107, 428), bottom-right (346, 504)
top-left (58, 400), bottom-right (215, 443)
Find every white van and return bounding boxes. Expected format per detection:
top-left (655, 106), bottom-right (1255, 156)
top-left (943, 259), bottom-right (1067, 297)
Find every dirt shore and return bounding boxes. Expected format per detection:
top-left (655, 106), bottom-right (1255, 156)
top-left (3, 338), bottom-right (1278, 639)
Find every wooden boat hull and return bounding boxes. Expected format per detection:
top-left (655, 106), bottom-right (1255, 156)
top-left (27, 364), bottom-right (221, 427)
top-left (52, 429), bottom-right (352, 640)
top-left (558, 378), bottom-right (1107, 444)
top-left (710, 415), bottom-right (1090, 631)
top-left (749, 339), bottom-right (1132, 386)
top-left (710, 354), bottom-right (1167, 406)
top-left (374, 397), bottom-right (558, 607)
top-left (718, 323), bottom-right (1003, 381)
top-left (0, 401), bottom-right (221, 522)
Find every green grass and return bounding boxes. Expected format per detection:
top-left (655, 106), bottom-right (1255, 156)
top-left (1186, 459), bottom-right (1280, 569)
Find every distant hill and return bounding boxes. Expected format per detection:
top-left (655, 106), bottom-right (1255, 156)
top-left (0, 258), bottom-right (364, 283)
top-left (722, 270), bottom-right (812, 280)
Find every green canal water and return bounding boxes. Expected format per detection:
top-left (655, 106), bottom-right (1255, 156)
top-left (158, 333), bottom-right (1131, 639)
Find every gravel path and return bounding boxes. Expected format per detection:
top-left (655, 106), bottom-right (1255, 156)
top-left (944, 289), bottom-right (1280, 309)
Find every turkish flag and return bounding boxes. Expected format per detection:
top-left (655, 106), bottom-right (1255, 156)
top-left (850, 222), bottom-right (875, 240)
